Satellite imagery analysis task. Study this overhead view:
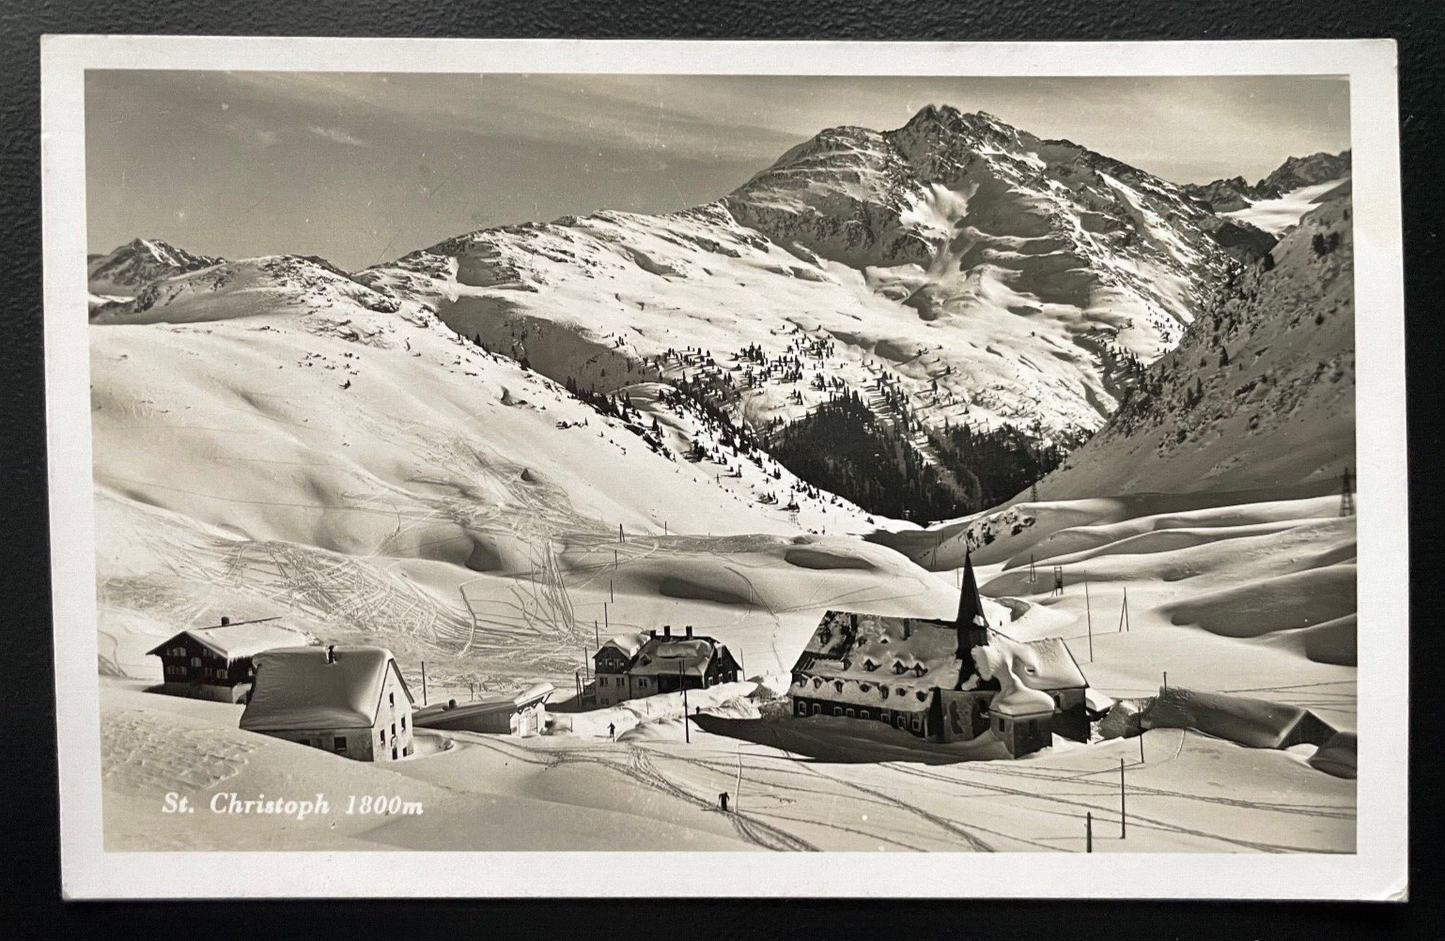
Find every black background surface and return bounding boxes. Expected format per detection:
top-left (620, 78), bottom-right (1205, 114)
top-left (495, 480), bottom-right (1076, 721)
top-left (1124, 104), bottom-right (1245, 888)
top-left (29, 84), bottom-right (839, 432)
top-left (1, 0), bottom-right (1440, 935)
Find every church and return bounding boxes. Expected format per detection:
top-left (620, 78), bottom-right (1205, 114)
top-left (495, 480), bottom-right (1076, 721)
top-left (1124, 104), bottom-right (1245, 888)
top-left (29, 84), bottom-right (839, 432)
top-left (787, 554), bottom-right (1090, 757)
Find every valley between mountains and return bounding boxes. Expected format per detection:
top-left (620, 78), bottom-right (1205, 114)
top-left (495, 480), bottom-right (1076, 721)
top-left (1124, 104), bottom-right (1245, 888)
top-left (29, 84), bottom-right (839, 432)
top-left (88, 105), bottom-right (1358, 852)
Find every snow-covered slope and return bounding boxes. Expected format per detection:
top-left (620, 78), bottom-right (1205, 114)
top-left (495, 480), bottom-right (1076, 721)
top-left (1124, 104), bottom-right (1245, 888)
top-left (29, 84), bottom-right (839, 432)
top-left (1038, 182), bottom-right (1354, 497)
top-left (365, 106), bottom-right (1273, 463)
top-left (87, 237), bottom-right (224, 298)
top-left (91, 253), bottom-right (957, 693)
top-left (1223, 178), bottom-right (1349, 237)
top-left (1185, 150), bottom-right (1351, 233)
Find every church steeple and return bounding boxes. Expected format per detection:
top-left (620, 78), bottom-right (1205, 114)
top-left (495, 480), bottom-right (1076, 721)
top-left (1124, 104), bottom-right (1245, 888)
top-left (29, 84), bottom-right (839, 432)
top-left (955, 550), bottom-right (990, 658)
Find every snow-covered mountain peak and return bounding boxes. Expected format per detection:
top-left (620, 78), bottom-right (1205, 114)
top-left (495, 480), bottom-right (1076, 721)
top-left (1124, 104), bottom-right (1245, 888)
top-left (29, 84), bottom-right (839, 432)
top-left (87, 237), bottom-right (225, 297)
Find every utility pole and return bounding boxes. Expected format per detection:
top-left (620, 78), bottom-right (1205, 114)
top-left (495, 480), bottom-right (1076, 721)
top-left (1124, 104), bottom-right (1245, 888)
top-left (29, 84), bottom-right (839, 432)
top-left (1086, 812), bottom-right (1093, 853)
top-left (595, 619), bottom-right (600, 646)
top-left (1119, 586), bottom-right (1130, 633)
top-left (604, 603), bottom-right (609, 636)
top-left (1120, 758), bottom-right (1127, 839)
top-left (1084, 577), bottom-right (1094, 662)
top-left (1163, 671), bottom-right (1169, 692)
top-left (680, 662), bottom-right (690, 744)
top-left (421, 661), bottom-right (428, 705)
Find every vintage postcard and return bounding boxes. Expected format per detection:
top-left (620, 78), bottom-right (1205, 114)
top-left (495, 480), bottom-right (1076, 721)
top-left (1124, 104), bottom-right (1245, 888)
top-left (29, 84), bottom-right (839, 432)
top-left (42, 36), bottom-right (1407, 898)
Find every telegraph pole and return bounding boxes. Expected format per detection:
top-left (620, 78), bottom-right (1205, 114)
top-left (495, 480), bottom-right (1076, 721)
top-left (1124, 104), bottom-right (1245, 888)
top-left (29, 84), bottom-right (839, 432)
top-left (1086, 812), bottom-right (1093, 853)
top-left (421, 661), bottom-right (428, 705)
top-left (1084, 577), bottom-right (1094, 661)
top-left (1120, 759), bottom-right (1128, 839)
top-left (680, 662), bottom-right (690, 743)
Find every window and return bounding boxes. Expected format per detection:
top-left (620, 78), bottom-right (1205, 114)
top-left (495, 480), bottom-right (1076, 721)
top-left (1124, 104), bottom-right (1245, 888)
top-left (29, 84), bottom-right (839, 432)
top-left (391, 723), bottom-right (397, 739)
top-left (833, 707), bottom-right (842, 717)
top-left (995, 717), bottom-right (1005, 733)
top-left (380, 727), bottom-right (387, 744)
top-left (389, 692), bottom-right (395, 707)
top-left (911, 717), bottom-right (922, 731)
top-left (217, 669), bottom-right (228, 680)
top-left (191, 657), bottom-right (201, 667)
top-left (401, 716), bottom-right (407, 730)
top-left (860, 710), bottom-right (870, 720)
top-left (334, 737), bottom-right (347, 752)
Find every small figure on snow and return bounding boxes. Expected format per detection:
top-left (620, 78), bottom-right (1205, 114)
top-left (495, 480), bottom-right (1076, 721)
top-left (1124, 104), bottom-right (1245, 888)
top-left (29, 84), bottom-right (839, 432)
top-left (718, 791), bottom-right (730, 813)
top-left (607, 722), bottom-right (616, 740)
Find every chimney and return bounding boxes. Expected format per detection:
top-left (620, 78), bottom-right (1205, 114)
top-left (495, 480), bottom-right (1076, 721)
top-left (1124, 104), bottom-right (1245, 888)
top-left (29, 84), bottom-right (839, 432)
top-left (685, 625), bottom-right (693, 639)
top-left (663, 625), bottom-right (672, 638)
top-left (220, 616), bottom-right (231, 626)
top-left (325, 645), bottom-right (336, 664)
top-left (649, 629), bottom-right (657, 639)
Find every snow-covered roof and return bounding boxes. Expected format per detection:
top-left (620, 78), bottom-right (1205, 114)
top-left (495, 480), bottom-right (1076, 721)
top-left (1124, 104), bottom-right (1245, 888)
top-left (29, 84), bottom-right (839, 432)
top-left (598, 632), bottom-right (650, 659)
top-left (790, 611), bottom-right (1086, 710)
top-left (628, 637), bottom-right (718, 677)
top-left (990, 634), bottom-right (1088, 691)
top-left (147, 623), bottom-right (310, 660)
top-left (790, 611), bottom-right (960, 709)
top-left (240, 646), bottom-right (412, 732)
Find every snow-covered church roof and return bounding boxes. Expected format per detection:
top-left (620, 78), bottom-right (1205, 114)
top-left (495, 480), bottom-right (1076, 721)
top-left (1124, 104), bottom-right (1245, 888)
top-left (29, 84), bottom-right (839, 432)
top-left (240, 646), bottom-right (412, 732)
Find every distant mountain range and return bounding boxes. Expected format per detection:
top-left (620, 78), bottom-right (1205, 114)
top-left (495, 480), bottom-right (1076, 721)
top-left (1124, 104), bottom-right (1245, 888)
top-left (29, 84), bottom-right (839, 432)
top-left (1182, 150), bottom-right (1351, 214)
top-left (87, 104), bottom-right (1352, 517)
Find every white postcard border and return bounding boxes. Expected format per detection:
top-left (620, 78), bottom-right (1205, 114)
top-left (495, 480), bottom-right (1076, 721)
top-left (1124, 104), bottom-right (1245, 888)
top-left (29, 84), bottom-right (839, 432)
top-left (41, 35), bottom-right (1407, 900)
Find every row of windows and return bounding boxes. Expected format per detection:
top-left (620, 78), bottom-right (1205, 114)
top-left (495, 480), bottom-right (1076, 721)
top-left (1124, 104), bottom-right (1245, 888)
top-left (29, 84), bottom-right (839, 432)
top-left (164, 665), bottom-right (229, 680)
top-left (167, 648), bottom-right (226, 660)
top-left (794, 699), bottom-right (923, 732)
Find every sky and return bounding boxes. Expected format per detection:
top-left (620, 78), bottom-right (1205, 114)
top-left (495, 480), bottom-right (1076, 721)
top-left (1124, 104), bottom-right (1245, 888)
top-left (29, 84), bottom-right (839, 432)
top-left (85, 71), bottom-right (1351, 271)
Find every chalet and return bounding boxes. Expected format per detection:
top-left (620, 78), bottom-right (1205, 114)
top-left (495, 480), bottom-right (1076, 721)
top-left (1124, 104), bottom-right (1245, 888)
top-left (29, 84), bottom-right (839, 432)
top-left (592, 626), bottom-right (741, 706)
top-left (239, 645), bottom-right (415, 761)
top-left (788, 554), bottom-right (1089, 758)
top-left (146, 616), bottom-right (312, 702)
top-left (414, 682), bottom-right (555, 737)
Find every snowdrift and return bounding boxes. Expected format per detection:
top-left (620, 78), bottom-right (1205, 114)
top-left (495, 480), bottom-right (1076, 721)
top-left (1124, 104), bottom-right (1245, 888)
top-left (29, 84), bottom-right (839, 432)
top-left (1140, 687), bottom-right (1337, 751)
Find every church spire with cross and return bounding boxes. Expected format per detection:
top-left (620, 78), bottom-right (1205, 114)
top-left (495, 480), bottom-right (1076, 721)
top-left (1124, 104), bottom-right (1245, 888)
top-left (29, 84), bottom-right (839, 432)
top-left (955, 550), bottom-right (991, 659)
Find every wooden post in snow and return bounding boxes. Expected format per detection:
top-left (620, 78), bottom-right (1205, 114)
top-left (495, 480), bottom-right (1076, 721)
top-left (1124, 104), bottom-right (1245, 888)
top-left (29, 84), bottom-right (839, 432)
top-left (1084, 577), bottom-right (1094, 662)
top-left (680, 662), bottom-right (690, 744)
top-left (421, 661), bottom-right (428, 706)
top-left (1086, 812), bottom-right (1093, 853)
top-left (1120, 758), bottom-right (1127, 839)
